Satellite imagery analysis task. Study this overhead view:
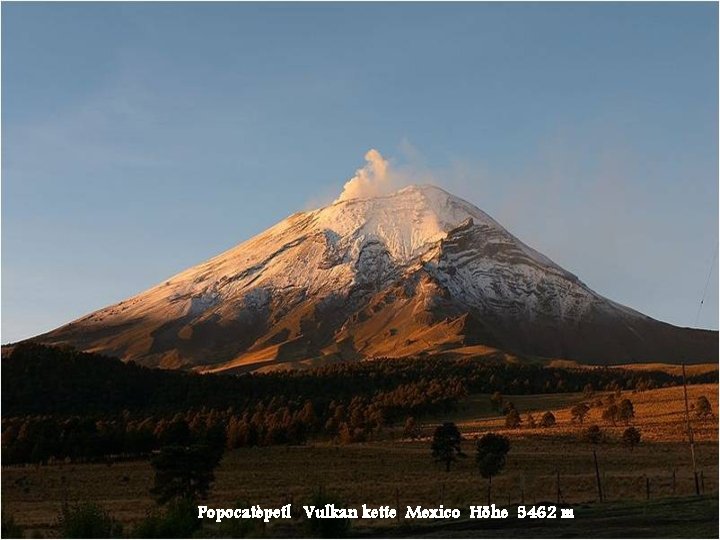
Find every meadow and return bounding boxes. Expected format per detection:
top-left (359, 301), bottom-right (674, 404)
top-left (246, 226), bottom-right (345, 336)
top-left (2, 383), bottom-right (717, 537)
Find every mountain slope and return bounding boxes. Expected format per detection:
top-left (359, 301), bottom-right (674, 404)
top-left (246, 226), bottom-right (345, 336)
top-left (32, 184), bottom-right (717, 371)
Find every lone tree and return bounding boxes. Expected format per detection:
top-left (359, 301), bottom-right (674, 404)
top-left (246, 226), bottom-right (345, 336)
top-left (695, 396), bottom-right (714, 420)
top-left (505, 409), bottom-right (521, 429)
top-left (476, 433), bottom-right (510, 504)
top-left (602, 403), bottom-right (619, 426)
top-left (618, 399), bottom-right (635, 425)
top-left (621, 427), bottom-right (641, 451)
top-left (571, 403), bottom-right (590, 424)
top-left (431, 422), bottom-right (464, 472)
top-left (150, 444), bottom-right (224, 504)
top-left (540, 411), bottom-right (556, 428)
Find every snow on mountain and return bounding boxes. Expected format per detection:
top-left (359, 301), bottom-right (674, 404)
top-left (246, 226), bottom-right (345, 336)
top-left (32, 182), bottom-right (717, 372)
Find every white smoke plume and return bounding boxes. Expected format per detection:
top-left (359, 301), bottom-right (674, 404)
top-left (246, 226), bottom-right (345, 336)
top-left (335, 149), bottom-right (396, 202)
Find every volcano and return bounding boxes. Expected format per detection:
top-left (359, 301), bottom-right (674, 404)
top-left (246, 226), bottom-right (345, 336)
top-left (31, 178), bottom-right (716, 372)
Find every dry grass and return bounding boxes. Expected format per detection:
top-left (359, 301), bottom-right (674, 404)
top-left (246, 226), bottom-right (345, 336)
top-left (456, 384), bottom-right (718, 444)
top-left (2, 384), bottom-right (717, 537)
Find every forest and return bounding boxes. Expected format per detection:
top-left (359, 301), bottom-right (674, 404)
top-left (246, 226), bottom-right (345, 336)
top-left (2, 342), bottom-right (715, 465)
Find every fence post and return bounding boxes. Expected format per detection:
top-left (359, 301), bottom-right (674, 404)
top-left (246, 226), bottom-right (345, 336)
top-left (645, 476), bottom-right (650, 500)
top-left (700, 471), bottom-right (705, 494)
top-left (556, 470), bottom-right (561, 505)
top-left (593, 449), bottom-right (603, 503)
top-left (672, 469), bottom-right (676, 495)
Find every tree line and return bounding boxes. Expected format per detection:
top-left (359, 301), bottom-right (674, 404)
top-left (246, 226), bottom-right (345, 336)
top-left (2, 342), bottom-right (715, 465)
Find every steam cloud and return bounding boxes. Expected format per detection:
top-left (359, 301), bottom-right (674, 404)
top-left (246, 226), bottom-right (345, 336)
top-left (335, 149), bottom-right (396, 202)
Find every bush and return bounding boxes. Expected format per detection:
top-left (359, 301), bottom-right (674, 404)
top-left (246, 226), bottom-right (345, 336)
top-left (540, 411), bottom-right (556, 428)
top-left (56, 502), bottom-right (122, 538)
top-left (2, 514), bottom-right (23, 538)
top-left (402, 417), bottom-right (421, 439)
top-left (584, 424), bottom-right (604, 445)
top-left (618, 399), bottom-right (635, 424)
top-left (695, 396), bottom-right (713, 420)
top-left (303, 490), bottom-right (351, 538)
top-left (505, 409), bottom-right (521, 429)
top-left (602, 404), bottom-right (619, 426)
top-left (621, 427), bottom-right (641, 451)
top-left (571, 403), bottom-right (590, 424)
top-left (133, 498), bottom-right (201, 538)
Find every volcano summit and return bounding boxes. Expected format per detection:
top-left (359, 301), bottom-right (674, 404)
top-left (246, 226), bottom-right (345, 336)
top-left (32, 170), bottom-right (716, 372)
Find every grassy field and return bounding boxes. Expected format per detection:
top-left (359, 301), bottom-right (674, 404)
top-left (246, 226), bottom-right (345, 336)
top-left (2, 384), bottom-right (717, 537)
top-left (453, 383), bottom-right (719, 443)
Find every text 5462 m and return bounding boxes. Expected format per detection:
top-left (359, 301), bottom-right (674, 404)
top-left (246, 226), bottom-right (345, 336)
top-left (517, 506), bottom-right (574, 519)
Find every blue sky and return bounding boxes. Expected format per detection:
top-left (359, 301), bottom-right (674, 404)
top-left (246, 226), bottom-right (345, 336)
top-left (2, 2), bottom-right (718, 342)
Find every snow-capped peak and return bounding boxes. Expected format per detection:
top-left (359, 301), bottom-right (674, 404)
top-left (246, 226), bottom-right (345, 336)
top-left (312, 184), bottom-right (494, 262)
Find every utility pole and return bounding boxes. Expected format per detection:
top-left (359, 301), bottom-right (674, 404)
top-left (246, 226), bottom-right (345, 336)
top-left (682, 363), bottom-right (700, 495)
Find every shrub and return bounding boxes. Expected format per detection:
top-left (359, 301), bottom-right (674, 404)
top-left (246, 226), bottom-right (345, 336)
top-left (2, 514), bottom-right (23, 538)
top-left (621, 427), bottom-right (641, 451)
top-left (695, 396), bottom-right (713, 420)
top-left (402, 417), bottom-right (421, 440)
top-left (56, 502), bottom-right (122, 538)
top-left (540, 411), bottom-right (556, 428)
top-left (505, 409), bottom-right (521, 429)
top-left (571, 403), bottom-right (590, 424)
top-left (584, 424), bottom-right (604, 445)
top-left (133, 498), bottom-right (201, 538)
top-left (602, 404), bottom-right (619, 426)
top-left (618, 399), bottom-right (635, 425)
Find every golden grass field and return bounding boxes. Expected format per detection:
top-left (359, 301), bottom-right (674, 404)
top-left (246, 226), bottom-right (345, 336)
top-left (2, 383), bottom-right (717, 537)
top-left (456, 383), bottom-right (719, 443)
